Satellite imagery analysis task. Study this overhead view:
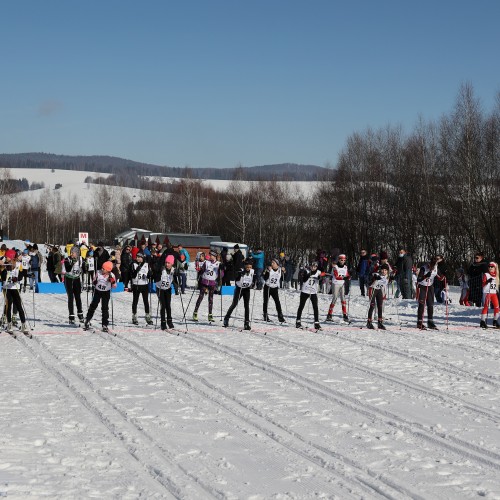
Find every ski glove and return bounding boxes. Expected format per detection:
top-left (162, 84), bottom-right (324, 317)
top-left (487, 277), bottom-right (494, 283)
top-left (424, 272), bottom-right (432, 278)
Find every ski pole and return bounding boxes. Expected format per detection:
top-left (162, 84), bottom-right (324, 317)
top-left (444, 277), bottom-right (449, 331)
top-left (110, 291), bottom-right (114, 328)
top-left (155, 288), bottom-right (161, 330)
top-left (182, 286), bottom-right (197, 322)
top-left (178, 284), bottom-right (189, 333)
top-left (18, 292), bottom-right (33, 330)
top-left (32, 281), bottom-right (36, 328)
top-left (249, 287), bottom-right (257, 327)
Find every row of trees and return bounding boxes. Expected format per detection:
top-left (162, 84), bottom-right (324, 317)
top-left (1, 84), bottom-right (500, 272)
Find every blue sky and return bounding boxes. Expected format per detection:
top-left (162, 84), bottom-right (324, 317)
top-left (1, 1), bottom-right (499, 168)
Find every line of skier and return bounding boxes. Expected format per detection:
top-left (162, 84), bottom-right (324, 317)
top-left (2, 243), bottom-right (499, 333)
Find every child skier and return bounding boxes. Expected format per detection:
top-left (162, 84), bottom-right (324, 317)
top-left (20, 249), bottom-right (31, 292)
top-left (296, 261), bottom-right (322, 330)
top-left (62, 246), bottom-right (84, 324)
top-left (480, 262), bottom-right (500, 329)
top-left (366, 263), bottom-right (389, 330)
top-left (193, 250), bottom-right (220, 323)
top-left (223, 258), bottom-right (256, 330)
top-left (326, 254), bottom-right (350, 323)
top-left (262, 258), bottom-right (286, 323)
top-left (130, 252), bottom-right (153, 325)
top-left (416, 256), bottom-right (445, 330)
top-left (1, 249), bottom-right (29, 334)
top-left (84, 261), bottom-right (116, 332)
top-left (156, 254), bottom-right (178, 330)
top-left (84, 249), bottom-right (96, 291)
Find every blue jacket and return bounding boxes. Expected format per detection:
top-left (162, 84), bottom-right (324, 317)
top-left (251, 250), bottom-right (265, 270)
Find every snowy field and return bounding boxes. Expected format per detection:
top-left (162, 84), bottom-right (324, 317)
top-left (6, 168), bottom-right (316, 211)
top-left (2, 284), bottom-right (500, 499)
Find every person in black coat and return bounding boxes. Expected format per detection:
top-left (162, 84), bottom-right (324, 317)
top-left (468, 252), bottom-right (489, 307)
top-left (94, 242), bottom-right (110, 271)
top-left (395, 248), bottom-right (413, 299)
top-left (120, 245), bottom-right (133, 290)
top-left (231, 245), bottom-right (244, 282)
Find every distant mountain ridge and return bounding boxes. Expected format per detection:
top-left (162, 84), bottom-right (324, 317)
top-left (0, 153), bottom-right (329, 181)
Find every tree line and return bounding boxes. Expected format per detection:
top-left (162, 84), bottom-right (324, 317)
top-left (1, 83), bottom-right (499, 278)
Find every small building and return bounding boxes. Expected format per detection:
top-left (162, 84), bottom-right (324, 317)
top-left (115, 228), bottom-right (221, 261)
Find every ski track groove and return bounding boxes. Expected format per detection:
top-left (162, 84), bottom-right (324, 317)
top-left (182, 331), bottom-right (500, 473)
top-left (15, 329), bottom-right (222, 500)
top-left (35, 297), bottom-right (403, 499)
top-left (40, 296), bottom-right (381, 499)
top-left (107, 330), bottom-right (422, 500)
top-left (249, 329), bottom-right (500, 424)
top-left (323, 328), bottom-right (500, 388)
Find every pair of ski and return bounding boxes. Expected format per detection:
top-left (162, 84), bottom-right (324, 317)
top-left (82, 324), bottom-right (116, 336)
top-left (4, 326), bottom-right (33, 339)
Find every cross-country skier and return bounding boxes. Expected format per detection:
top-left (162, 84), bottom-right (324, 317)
top-left (456, 268), bottom-right (470, 306)
top-left (84, 261), bottom-right (116, 333)
top-left (295, 261), bottom-right (322, 330)
top-left (156, 255), bottom-right (178, 330)
top-left (193, 250), bottom-right (220, 323)
top-left (223, 258), bottom-right (256, 330)
top-left (416, 256), bottom-right (445, 330)
top-left (366, 263), bottom-right (389, 330)
top-left (130, 252), bottom-right (153, 325)
top-left (480, 262), bottom-right (500, 329)
top-left (262, 258), bottom-right (286, 323)
top-left (1, 249), bottom-right (29, 334)
top-left (62, 246), bottom-right (84, 324)
top-left (325, 254), bottom-right (350, 323)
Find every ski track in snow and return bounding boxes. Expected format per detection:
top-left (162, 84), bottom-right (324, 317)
top-left (1, 287), bottom-right (500, 498)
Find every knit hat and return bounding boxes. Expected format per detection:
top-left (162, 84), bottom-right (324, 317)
top-left (5, 250), bottom-right (16, 260)
top-left (102, 261), bottom-right (113, 272)
top-left (380, 251), bottom-right (388, 260)
top-left (165, 255), bottom-right (175, 265)
top-left (136, 252), bottom-right (144, 259)
top-left (271, 258), bottom-right (280, 266)
top-left (233, 244), bottom-right (239, 250)
top-left (209, 250), bottom-right (218, 257)
top-left (379, 263), bottom-right (390, 271)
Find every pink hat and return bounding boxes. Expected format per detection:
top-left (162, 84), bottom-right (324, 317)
top-left (5, 249), bottom-right (16, 260)
top-left (165, 255), bottom-right (175, 265)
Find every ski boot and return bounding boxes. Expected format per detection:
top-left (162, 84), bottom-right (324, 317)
top-left (314, 322), bottom-right (322, 331)
top-left (377, 320), bottom-right (386, 330)
top-left (480, 320), bottom-right (488, 329)
top-left (78, 312), bottom-right (84, 323)
top-left (192, 311), bottom-right (198, 322)
top-left (427, 320), bottom-right (438, 330)
top-left (208, 313), bottom-right (215, 322)
top-left (161, 322), bottom-right (167, 331)
top-left (145, 313), bottom-right (153, 326)
top-left (223, 317), bottom-right (229, 328)
top-left (21, 323), bottom-right (29, 334)
top-left (263, 314), bottom-right (271, 322)
top-left (69, 315), bottom-right (76, 325)
top-left (132, 314), bottom-right (139, 325)
top-left (6, 322), bottom-right (13, 334)
top-left (244, 321), bottom-right (251, 331)
top-left (12, 315), bottom-right (18, 327)
top-left (278, 315), bottom-right (286, 323)
top-left (83, 321), bottom-right (91, 331)
top-left (417, 321), bottom-right (426, 330)
top-left (343, 314), bottom-right (349, 323)
top-left (167, 321), bottom-right (174, 329)
top-left (366, 319), bottom-right (375, 330)
top-left (102, 325), bottom-right (109, 333)
top-left (296, 320), bottom-right (302, 329)
top-left (325, 314), bottom-right (333, 322)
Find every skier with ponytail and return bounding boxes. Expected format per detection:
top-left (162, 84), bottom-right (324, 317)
top-left (480, 262), bottom-right (500, 329)
top-left (84, 261), bottom-right (116, 332)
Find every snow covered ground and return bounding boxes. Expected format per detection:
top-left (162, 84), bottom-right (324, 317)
top-left (2, 284), bottom-right (500, 499)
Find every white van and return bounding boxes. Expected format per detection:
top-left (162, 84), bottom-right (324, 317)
top-left (210, 241), bottom-right (248, 259)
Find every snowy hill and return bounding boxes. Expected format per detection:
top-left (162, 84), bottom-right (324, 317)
top-left (1, 285), bottom-right (500, 498)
